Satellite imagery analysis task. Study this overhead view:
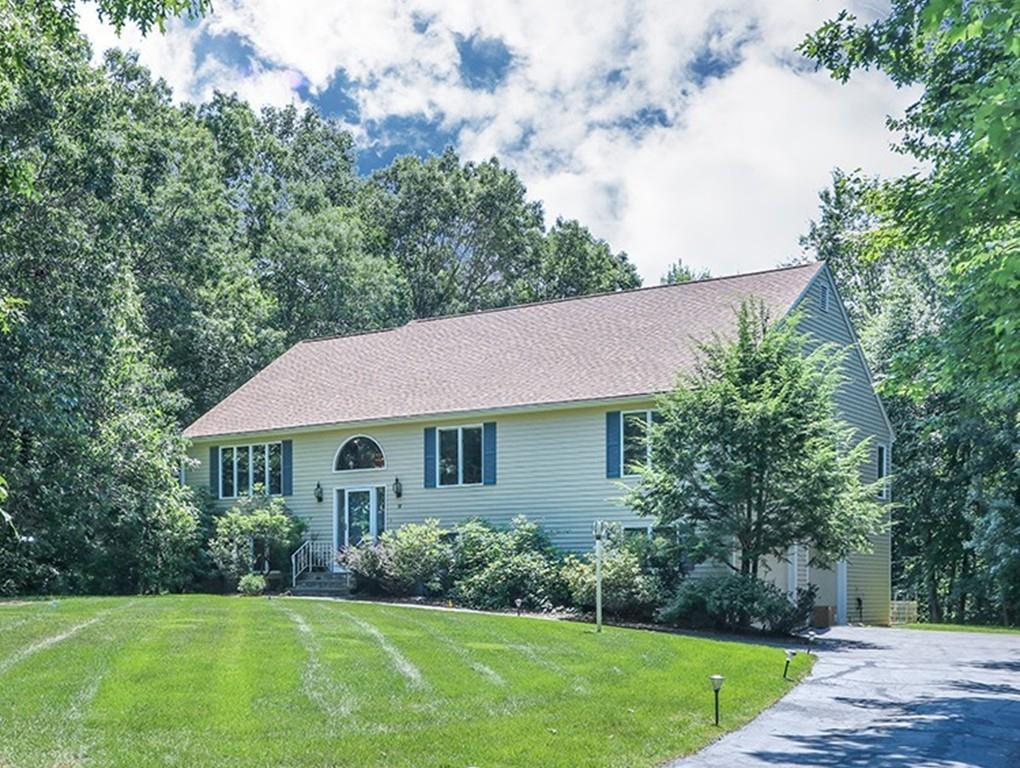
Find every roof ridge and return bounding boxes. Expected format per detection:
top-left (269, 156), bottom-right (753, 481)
top-left (409, 261), bottom-right (823, 325)
top-left (296, 261), bottom-right (823, 345)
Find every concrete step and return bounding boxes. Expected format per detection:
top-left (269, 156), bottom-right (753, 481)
top-left (292, 571), bottom-right (353, 597)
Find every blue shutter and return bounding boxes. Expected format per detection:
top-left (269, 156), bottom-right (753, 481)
top-left (281, 440), bottom-right (293, 496)
top-left (209, 446), bottom-right (219, 497)
top-left (424, 427), bottom-right (436, 488)
top-left (606, 412), bottom-right (621, 478)
top-left (375, 486), bottom-right (386, 537)
top-left (483, 422), bottom-right (497, 485)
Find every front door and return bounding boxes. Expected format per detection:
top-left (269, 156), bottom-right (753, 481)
top-left (335, 486), bottom-right (387, 564)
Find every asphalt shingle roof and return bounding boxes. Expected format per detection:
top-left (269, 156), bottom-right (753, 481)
top-left (184, 263), bottom-right (824, 439)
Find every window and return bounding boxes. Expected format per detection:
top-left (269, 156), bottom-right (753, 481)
top-left (437, 426), bottom-right (483, 486)
top-left (820, 283), bottom-right (830, 312)
top-left (877, 444), bottom-right (890, 499)
top-left (219, 443), bottom-right (283, 499)
top-left (335, 436), bottom-right (385, 471)
top-left (622, 410), bottom-right (660, 476)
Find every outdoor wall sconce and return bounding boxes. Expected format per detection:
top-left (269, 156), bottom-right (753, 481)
top-left (393, 476), bottom-right (403, 498)
top-left (314, 482), bottom-right (323, 503)
top-left (709, 674), bottom-right (725, 726)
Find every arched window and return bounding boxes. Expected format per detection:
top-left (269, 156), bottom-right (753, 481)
top-left (334, 436), bottom-right (385, 471)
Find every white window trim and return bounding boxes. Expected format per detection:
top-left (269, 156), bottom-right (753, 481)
top-left (820, 283), bottom-right (830, 312)
top-left (436, 424), bottom-right (484, 488)
top-left (332, 434), bottom-right (387, 473)
top-left (621, 410), bottom-right (656, 478)
top-left (219, 442), bottom-right (283, 500)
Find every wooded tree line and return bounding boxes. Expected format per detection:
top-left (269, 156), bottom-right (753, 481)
top-left (798, 0), bottom-right (1019, 624)
top-left (0, 1), bottom-right (638, 594)
top-left (1, 0), bottom-right (1016, 624)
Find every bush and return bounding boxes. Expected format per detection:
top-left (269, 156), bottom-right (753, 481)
top-left (339, 541), bottom-right (390, 594)
top-left (658, 573), bottom-right (816, 634)
top-left (341, 519), bottom-right (452, 596)
top-left (561, 548), bottom-right (660, 619)
top-left (210, 494), bottom-right (303, 581)
top-left (452, 549), bottom-right (565, 611)
top-left (237, 573), bottom-right (266, 596)
top-left (449, 516), bottom-right (566, 611)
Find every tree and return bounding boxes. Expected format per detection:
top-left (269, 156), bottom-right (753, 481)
top-left (799, 170), bottom-right (1018, 625)
top-left (534, 218), bottom-right (640, 299)
top-left (801, 0), bottom-right (1019, 391)
top-left (627, 302), bottom-right (885, 576)
top-left (660, 259), bottom-right (710, 285)
top-left (209, 494), bottom-right (302, 580)
top-left (364, 149), bottom-right (546, 317)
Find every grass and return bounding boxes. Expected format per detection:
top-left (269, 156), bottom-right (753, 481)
top-left (0, 595), bottom-right (812, 768)
top-left (900, 622), bottom-right (1020, 635)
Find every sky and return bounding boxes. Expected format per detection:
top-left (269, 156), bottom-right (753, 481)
top-left (79, 0), bottom-right (921, 283)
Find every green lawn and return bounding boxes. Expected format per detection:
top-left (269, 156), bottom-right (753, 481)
top-left (900, 622), bottom-right (1020, 635)
top-left (0, 595), bottom-right (811, 768)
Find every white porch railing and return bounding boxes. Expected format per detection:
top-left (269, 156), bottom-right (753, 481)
top-left (291, 540), bottom-right (337, 587)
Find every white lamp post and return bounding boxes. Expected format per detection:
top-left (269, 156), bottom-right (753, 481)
top-left (592, 520), bottom-right (609, 633)
top-left (709, 674), bottom-right (725, 726)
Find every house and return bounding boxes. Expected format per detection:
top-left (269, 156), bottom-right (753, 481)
top-left (182, 262), bottom-right (893, 624)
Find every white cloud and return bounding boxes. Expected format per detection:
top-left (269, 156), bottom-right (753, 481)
top-left (78, 0), bottom-right (919, 282)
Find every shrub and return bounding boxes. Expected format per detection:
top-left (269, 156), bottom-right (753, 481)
top-left (561, 545), bottom-right (662, 620)
top-left (658, 573), bottom-right (816, 634)
top-left (237, 573), bottom-right (266, 596)
top-left (448, 516), bottom-right (566, 611)
top-left (452, 549), bottom-right (565, 611)
top-left (339, 542), bottom-right (389, 594)
top-left (210, 494), bottom-right (303, 581)
top-left (341, 519), bottom-right (453, 596)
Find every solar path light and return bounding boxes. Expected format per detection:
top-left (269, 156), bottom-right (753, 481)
top-left (709, 675), bottom-right (725, 726)
top-left (784, 649), bottom-right (797, 679)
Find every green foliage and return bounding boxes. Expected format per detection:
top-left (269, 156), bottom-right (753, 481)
top-left (209, 494), bottom-right (302, 581)
top-left (453, 549), bottom-right (565, 611)
top-left (801, 1), bottom-right (1019, 389)
top-left (658, 573), bottom-right (817, 635)
top-left (237, 573), bottom-right (266, 597)
top-left (377, 519), bottom-right (453, 596)
top-left (342, 516), bottom-right (566, 610)
top-left (535, 218), bottom-right (640, 299)
top-left (628, 302), bottom-right (886, 576)
top-left (660, 259), bottom-right (711, 285)
top-left (800, 166), bottom-right (1018, 626)
top-left (0, 0), bottom-right (644, 596)
top-left (561, 533), bottom-right (661, 619)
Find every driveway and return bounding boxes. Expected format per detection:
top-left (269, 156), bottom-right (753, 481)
top-left (671, 626), bottom-right (1020, 767)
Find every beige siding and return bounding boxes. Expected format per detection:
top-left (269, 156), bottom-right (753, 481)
top-left (185, 266), bottom-right (892, 623)
top-left (187, 400), bottom-right (658, 553)
top-left (796, 268), bottom-right (893, 625)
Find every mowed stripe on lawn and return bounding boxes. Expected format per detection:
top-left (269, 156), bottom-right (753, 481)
top-left (0, 596), bottom-right (814, 768)
top-left (276, 601), bottom-right (356, 719)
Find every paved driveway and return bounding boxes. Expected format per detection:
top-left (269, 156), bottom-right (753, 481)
top-left (671, 626), bottom-right (1020, 767)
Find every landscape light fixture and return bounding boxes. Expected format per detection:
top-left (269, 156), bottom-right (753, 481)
top-left (784, 649), bottom-right (797, 679)
top-left (393, 476), bottom-right (403, 499)
top-left (807, 629), bottom-right (817, 653)
top-left (314, 482), bottom-right (324, 503)
top-left (709, 675), bottom-right (725, 726)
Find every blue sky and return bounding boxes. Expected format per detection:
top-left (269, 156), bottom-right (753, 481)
top-left (80, 1), bottom-right (918, 282)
